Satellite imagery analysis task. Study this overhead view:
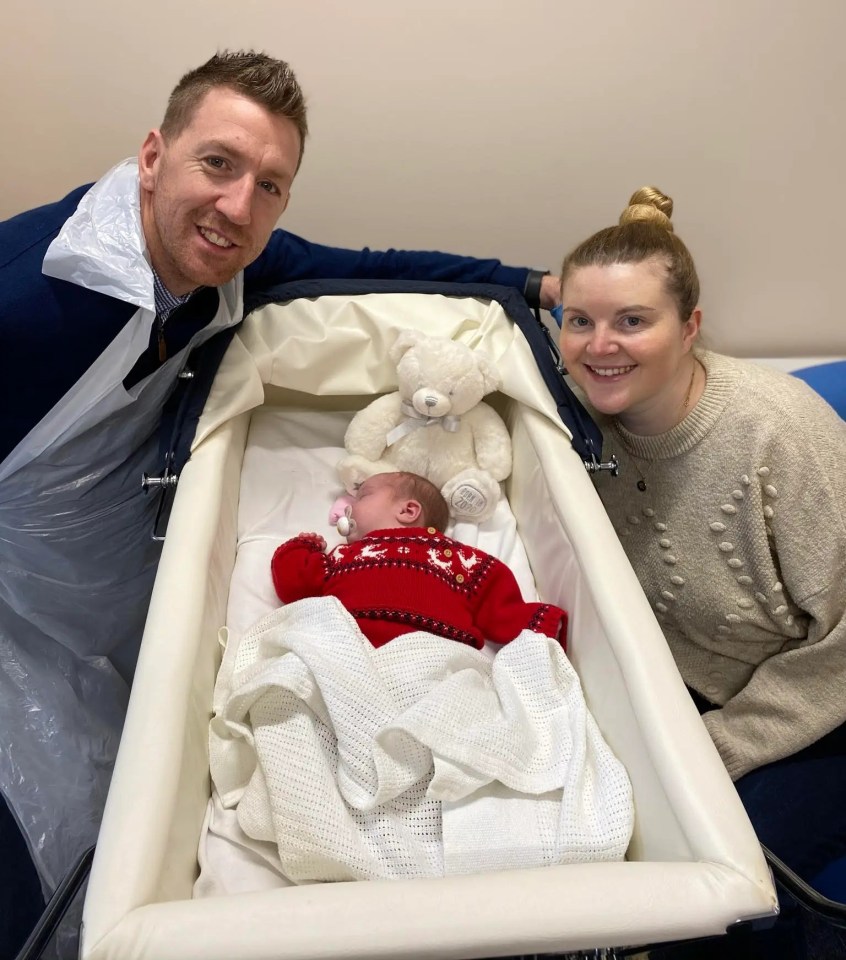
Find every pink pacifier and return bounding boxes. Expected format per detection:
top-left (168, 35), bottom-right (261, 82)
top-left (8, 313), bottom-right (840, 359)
top-left (336, 506), bottom-right (356, 538)
top-left (329, 493), bottom-right (357, 538)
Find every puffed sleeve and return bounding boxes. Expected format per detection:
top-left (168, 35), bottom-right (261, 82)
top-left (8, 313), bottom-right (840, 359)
top-left (703, 391), bottom-right (846, 779)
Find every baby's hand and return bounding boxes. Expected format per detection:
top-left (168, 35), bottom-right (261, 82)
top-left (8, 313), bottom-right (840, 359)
top-left (297, 532), bottom-right (327, 551)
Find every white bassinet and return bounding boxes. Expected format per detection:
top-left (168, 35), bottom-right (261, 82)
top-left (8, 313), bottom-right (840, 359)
top-left (80, 284), bottom-right (778, 960)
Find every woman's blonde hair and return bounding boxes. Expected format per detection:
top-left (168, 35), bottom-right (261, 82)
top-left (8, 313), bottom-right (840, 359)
top-left (560, 187), bottom-right (700, 320)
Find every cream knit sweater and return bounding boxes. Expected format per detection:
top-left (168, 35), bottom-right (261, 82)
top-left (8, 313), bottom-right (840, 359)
top-left (588, 351), bottom-right (846, 780)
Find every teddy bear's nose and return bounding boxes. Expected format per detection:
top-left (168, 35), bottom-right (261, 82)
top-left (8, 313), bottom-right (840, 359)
top-left (413, 388), bottom-right (449, 417)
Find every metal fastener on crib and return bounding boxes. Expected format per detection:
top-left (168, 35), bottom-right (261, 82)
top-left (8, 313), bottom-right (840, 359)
top-left (585, 454), bottom-right (620, 477)
top-left (140, 470), bottom-right (179, 490)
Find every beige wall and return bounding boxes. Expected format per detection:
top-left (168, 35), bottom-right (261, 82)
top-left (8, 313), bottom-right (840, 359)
top-left (2, 0), bottom-right (844, 356)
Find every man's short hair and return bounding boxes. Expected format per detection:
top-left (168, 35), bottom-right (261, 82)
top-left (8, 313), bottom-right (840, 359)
top-left (160, 50), bottom-right (308, 169)
top-left (385, 472), bottom-right (450, 532)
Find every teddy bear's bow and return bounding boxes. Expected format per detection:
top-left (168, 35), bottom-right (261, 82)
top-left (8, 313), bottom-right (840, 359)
top-left (385, 402), bottom-right (462, 447)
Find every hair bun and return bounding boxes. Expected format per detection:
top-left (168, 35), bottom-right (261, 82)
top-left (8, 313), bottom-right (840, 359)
top-left (619, 186), bottom-right (674, 232)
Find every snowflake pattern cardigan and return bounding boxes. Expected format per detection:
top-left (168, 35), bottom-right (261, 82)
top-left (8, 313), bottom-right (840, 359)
top-left (271, 526), bottom-right (567, 650)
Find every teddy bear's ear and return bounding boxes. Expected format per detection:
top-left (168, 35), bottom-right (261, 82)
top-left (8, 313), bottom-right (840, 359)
top-left (389, 329), bottom-right (426, 363)
top-left (474, 350), bottom-right (502, 393)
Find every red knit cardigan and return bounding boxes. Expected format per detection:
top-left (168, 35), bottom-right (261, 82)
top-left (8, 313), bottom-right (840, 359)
top-left (271, 526), bottom-right (567, 650)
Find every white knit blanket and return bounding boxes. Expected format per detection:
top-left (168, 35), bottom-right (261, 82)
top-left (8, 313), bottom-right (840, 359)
top-left (209, 597), bottom-right (633, 883)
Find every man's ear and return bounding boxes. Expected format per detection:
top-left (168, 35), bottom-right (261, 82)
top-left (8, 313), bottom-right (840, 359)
top-left (138, 130), bottom-right (165, 192)
top-left (397, 499), bottom-right (422, 525)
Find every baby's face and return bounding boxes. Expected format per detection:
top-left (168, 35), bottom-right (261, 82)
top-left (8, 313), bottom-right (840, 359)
top-left (346, 476), bottom-right (404, 542)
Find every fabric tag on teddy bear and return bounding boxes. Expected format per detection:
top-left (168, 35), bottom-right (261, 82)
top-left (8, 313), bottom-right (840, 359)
top-left (448, 483), bottom-right (488, 518)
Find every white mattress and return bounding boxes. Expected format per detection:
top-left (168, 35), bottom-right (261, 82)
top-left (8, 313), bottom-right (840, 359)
top-left (198, 406), bottom-right (546, 897)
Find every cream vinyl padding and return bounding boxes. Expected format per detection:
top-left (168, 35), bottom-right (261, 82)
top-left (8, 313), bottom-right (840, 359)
top-left (81, 293), bottom-right (777, 960)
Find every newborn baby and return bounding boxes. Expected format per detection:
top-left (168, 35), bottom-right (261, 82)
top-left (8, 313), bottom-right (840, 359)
top-left (271, 471), bottom-right (567, 649)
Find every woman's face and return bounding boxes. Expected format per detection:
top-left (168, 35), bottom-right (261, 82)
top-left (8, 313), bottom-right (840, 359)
top-left (559, 258), bottom-right (700, 430)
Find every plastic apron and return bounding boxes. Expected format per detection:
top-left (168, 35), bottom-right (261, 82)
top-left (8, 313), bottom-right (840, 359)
top-left (0, 159), bottom-right (243, 893)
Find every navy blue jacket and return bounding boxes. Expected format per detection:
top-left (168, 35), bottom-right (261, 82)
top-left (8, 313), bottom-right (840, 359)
top-left (0, 185), bottom-right (533, 461)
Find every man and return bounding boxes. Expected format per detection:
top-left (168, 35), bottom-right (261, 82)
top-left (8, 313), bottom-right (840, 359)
top-left (1, 52), bottom-right (557, 461)
top-left (0, 50), bottom-right (558, 952)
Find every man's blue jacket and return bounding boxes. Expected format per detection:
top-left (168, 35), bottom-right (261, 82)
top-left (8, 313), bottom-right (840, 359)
top-left (0, 183), bottom-right (534, 461)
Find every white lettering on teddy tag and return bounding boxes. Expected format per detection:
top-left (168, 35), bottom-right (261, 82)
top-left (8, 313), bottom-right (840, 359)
top-left (449, 484), bottom-right (488, 517)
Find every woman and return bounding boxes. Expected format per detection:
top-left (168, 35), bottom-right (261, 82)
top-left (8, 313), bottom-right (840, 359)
top-left (558, 187), bottom-right (846, 958)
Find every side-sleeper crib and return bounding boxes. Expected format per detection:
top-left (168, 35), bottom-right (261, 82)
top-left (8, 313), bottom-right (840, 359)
top-left (79, 281), bottom-right (778, 960)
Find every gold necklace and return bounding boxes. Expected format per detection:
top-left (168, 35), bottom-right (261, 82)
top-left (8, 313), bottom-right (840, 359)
top-left (628, 454), bottom-right (651, 493)
top-left (681, 358), bottom-right (698, 412)
top-left (613, 360), bottom-right (699, 493)
top-left (611, 423), bottom-right (653, 492)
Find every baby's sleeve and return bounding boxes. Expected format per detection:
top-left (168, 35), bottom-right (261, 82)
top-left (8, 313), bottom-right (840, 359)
top-left (271, 536), bottom-right (330, 603)
top-left (473, 556), bottom-right (568, 648)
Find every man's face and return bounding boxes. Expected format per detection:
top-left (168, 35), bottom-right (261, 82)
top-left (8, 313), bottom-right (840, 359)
top-left (138, 86), bottom-right (301, 294)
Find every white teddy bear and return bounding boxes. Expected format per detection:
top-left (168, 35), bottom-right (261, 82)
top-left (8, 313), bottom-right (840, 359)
top-left (337, 330), bottom-right (513, 523)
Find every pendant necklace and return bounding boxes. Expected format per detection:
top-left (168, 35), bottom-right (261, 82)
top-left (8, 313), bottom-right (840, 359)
top-left (630, 457), bottom-right (651, 493)
top-left (614, 360), bottom-right (699, 493)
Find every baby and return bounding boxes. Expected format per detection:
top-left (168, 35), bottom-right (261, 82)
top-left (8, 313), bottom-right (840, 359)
top-left (271, 471), bottom-right (567, 649)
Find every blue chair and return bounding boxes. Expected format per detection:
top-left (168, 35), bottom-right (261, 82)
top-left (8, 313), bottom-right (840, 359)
top-left (793, 360), bottom-right (846, 420)
top-left (792, 361), bottom-right (846, 901)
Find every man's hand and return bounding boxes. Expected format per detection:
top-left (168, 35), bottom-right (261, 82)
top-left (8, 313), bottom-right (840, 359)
top-left (540, 273), bottom-right (561, 311)
top-left (297, 532), bottom-right (327, 551)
